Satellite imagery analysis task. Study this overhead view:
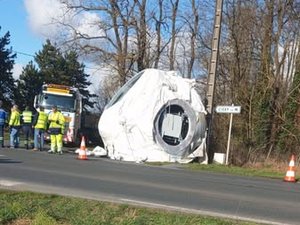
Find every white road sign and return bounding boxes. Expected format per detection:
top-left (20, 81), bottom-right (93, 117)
top-left (215, 104), bottom-right (241, 165)
top-left (215, 105), bottom-right (241, 114)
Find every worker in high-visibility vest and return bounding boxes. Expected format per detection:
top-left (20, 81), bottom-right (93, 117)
top-left (47, 105), bottom-right (65, 154)
top-left (21, 106), bottom-right (33, 149)
top-left (9, 104), bottom-right (21, 148)
top-left (32, 106), bottom-right (48, 151)
top-left (0, 100), bottom-right (8, 148)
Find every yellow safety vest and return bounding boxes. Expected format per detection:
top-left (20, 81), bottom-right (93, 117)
top-left (22, 110), bottom-right (33, 124)
top-left (48, 111), bottom-right (65, 133)
top-left (9, 111), bottom-right (21, 127)
top-left (35, 111), bottom-right (48, 129)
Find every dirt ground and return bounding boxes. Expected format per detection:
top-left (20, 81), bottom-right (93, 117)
top-left (8, 219), bottom-right (31, 225)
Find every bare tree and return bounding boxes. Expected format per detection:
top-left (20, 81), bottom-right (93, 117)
top-left (215, 0), bottom-right (262, 164)
top-left (216, 0), bottom-right (300, 163)
top-left (153, 0), bottom-right (164, 68)
top-left (58, 0), bottom-right (138, 86)
top-left (134, 0), bottom-right (148, 70)
top-left (43, 0), bottom-right (300, 164)
top-left (169, 0), bottom-right (180, 70)
top-left (187, 0), bottom-right (199, 78)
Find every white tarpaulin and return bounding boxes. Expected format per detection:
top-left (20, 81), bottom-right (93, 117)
top-left (98, 69), bottom-right (207, 163)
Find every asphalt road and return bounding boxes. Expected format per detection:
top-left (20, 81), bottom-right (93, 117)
top-left (1, 146), bottom-right (300, 225)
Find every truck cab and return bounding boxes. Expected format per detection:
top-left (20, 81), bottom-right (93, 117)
top-left (34, 84), bottom-right (82, 145)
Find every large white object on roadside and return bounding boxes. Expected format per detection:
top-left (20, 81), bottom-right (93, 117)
top-left (98, 69), bottom-right (207, 163)
top-left (92, 146), bottom-right (107, 157)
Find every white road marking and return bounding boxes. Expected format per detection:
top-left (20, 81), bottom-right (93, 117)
top-left (0, 180), bottom-right (23, 187)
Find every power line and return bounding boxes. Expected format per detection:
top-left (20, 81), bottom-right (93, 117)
top-left (13, 50), bottom-right (100, 71)
top-left (14, 51), bottom-right (35, 57)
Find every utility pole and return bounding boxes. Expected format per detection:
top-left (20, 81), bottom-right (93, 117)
top-left (206, 0), bottom-right (223, 163)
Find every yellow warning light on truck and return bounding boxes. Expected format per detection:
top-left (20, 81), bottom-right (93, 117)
top-left (47, 87), bottom-right (70, 94)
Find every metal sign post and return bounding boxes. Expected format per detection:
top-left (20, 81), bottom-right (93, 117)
top-left (215, 104), bottom-right (241, 165)
top-left (225, 112), bottom-right (233, 165)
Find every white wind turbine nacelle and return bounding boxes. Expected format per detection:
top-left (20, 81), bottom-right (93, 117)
top-left (98, 69), bottom-right (207, 163)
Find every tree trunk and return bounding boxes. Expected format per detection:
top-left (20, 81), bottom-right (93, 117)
top-left (169, 0), bottom-right (180, 70)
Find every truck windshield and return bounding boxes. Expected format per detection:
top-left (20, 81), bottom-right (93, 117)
top-left (41, 94), bottom-right (76, 112)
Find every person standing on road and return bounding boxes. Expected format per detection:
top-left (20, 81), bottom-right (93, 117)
top-left (9, 104), bottom-right (21, 149)
top-left (32, 106), bottom-right (48, 151)
top-left (0, 100), bottom-right (8, 148)
top-left (47, 105), bottom-right (65, 154)
top-left (21, 106), bottom-right (34, 149)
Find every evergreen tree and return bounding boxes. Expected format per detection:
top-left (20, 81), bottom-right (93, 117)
top-left (34, 39), bottom-right (65, 84)
top-left (34, 39), bottom-right (95, 111)
top-left (0, 28), bottom-right (16, 108)
top-left (64, 51), bottom-right (96, 110)
top-left (16, 61), bottom-right (42, 110)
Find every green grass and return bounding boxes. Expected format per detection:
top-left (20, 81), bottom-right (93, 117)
top-left (0, 190), bottom-right (258, 225)
top-left (146, 161), bottom-right (293, 180)
top-left (182, 163), bottom-right (286, 179)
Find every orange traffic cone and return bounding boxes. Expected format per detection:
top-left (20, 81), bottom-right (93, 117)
top-left (284, 154), bottom-right (296, 182)
top-left (77, 136), bottom-right (88, 160)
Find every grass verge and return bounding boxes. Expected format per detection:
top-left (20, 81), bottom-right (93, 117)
top-left (0, 190), bottom-right (258, 225)
top-left (183, 163), bottom-right (286, 179)
top-left (147, 160), bottom-right (299, 180)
